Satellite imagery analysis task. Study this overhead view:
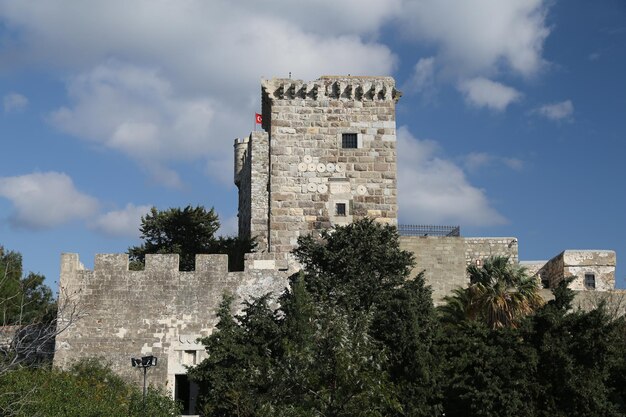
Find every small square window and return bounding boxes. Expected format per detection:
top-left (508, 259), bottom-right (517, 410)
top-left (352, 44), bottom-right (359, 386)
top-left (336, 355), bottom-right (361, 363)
top-left (584, 273), bottom-right (596, 289)
top-left (335, 203), bottom-right (346, 216)
top-left (342, 133), bottom-right (358, 149)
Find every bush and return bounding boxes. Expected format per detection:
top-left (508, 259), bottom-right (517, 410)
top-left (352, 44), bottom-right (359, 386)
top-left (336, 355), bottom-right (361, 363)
top-left (0, 359), bottom-right (180, 417)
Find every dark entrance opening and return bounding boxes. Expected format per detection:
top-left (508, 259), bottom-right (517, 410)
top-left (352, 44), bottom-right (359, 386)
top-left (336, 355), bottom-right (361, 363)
top-left (175, 374), bottom-right (199, 415)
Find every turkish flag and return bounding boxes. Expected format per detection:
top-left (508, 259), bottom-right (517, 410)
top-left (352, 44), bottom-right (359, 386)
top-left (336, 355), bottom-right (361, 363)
top-left (255, 113), bottom-right (262, 124)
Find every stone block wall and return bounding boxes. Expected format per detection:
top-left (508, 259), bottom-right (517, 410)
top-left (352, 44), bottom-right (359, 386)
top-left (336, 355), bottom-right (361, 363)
top-left (243, 76), bottom-right (401, 254)
top-left (464, 237), bottom-right (519, 266)
top-left (399, 236), bottom-right (467, 304)
top-left (399, 236), bottom-right (521, 303)
top-left (54, 253), bottom-right (293, 393)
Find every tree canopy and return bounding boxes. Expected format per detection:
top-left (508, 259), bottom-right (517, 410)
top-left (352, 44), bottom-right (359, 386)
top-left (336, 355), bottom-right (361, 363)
top-left (186, 221), bottom-right (626, 417)
top-left (128, 205), bottom-right (255, 271)
top-left (440, 256), bottom-right (544, 329)
top-left (0, 245), bottom-right (55, 326)
top-left (189, 219), bottom-right (442, 416)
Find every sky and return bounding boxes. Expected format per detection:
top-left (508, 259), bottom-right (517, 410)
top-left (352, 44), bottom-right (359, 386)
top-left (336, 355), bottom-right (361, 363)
top-left (1, 0), bottom-right (625, 290)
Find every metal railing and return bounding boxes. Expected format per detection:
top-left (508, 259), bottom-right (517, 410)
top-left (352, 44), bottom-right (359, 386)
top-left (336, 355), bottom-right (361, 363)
top-left (398, 224), bottom-right (461, 237)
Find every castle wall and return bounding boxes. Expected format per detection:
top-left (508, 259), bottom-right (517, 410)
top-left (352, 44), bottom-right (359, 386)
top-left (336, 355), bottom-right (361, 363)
top-left (399, 236), bottom-right (520, 303)
top-left (464, 237), bottom-right (519, 266)
top-left (400, 236), bottom-right (467, 303)
top-left (260, 76), bottom-right (401, 253)
top-left (54, 253), bottom-right (292, 393)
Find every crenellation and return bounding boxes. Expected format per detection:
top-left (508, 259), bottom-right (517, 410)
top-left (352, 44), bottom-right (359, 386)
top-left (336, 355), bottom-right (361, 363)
top-left (95, 253), bottom-right (129, 271)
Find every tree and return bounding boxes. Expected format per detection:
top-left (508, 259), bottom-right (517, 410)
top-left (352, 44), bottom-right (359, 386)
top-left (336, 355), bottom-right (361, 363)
top-left (527, 279), bottom-right (626, 417)
top-left (437, 321), bottom-right (538, 417)
top-left (440, 256), bottom-right (544, 329)
top-left (190, 220), bottom-right (442, 417)
top-left (293, 219), bottom-right (414, 312)
top-left (188, 295), bottom-right (280, 417)
top-left (128, 205), bottom-right (255, 271)
top-left (1, 246), bottom-right (60, 375)
top-left (0, 246), bottom-right (55, 326)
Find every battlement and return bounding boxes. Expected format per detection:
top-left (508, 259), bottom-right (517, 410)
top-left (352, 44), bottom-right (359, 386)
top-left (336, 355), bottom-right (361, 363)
top-left (262, 76), bottom-right (401, 102)
top-left (61, 252), bottom-right (296, 276)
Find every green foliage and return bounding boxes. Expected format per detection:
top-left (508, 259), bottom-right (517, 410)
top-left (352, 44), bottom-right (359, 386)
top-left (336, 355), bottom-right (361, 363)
top-left (371, 274), bottom-right (443, 416)
top-left (0, 359), bottom-right (180, 417)
top-left (0, 245), bottom-right (55, 325)
top-left (438, 274), bottom-right (626, 417)
top-left (189, 221), bottom-right (626, 417)
top-left (191, 219), bottom-right (441, 416)
top-left (528, 301), bottom-right (625, 417)
top-left (293, 218), bottom-right (414, 312)
top-left (440, 256), bottom-right (543, 329)
top-left (188, 295), bottom-right (280, 417)
top-left (128, 205), bottom-right (255, 271)
top-left (438, 322), bottom-right (538, 417)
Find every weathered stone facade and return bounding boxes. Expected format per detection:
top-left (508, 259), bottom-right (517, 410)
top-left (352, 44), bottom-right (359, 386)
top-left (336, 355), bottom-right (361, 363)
top-left (55, 252), bottom-right (293, 402)
top-left (537, 250), bottom-right (616, 291)
top-left (235, 76), bottom-right (400, 253)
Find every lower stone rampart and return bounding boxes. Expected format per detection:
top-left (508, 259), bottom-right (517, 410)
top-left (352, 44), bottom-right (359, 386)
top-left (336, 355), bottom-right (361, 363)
top-left (54, 252), bottom-right (294, 392)
top-left (399, 236), bottom-right (520, 303)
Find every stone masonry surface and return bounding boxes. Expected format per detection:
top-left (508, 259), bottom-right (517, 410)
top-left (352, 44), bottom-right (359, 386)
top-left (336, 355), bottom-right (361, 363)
top-left (54, 252), bottom-right (294, 391)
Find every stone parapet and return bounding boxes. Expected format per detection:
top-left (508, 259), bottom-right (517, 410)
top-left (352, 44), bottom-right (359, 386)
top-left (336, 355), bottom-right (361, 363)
top-left (262, 76), bottom-right (401, 102)
top-left (464, 237), bottom-right (519, 266)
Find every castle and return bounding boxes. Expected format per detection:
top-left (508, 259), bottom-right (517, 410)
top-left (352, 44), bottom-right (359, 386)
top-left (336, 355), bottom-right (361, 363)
top-left (54, 76), bottom-right (618, 415)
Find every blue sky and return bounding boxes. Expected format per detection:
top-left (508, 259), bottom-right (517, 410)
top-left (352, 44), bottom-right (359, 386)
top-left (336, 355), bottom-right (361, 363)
top-left (1, 0), bottom-right (625, 290)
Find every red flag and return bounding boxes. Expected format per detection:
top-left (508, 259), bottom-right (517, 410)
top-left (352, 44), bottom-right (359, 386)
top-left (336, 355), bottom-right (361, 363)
top-left (255, 113), bottom-right (262, 124)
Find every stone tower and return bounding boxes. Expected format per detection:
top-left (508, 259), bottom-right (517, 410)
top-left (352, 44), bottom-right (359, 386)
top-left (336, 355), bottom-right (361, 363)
top-left (234, 76), bottom-right (401, 253)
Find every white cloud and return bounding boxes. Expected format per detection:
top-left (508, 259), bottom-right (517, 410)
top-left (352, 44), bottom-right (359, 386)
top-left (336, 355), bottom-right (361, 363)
top-left (458, 77), bottom-right (522, 111)
top-left (0, 1), bottom-right (396, 186)
top-left (3, 93), bottom-right (28, 112)
top-left (534, 100), bottom-right (574, 121)
top-left (49, 62), bottom-right (218, 161)
top-left (0, 1), bottom-right (395, 95)
top-left (405, 57), bottom-right (436, 93)
top-left (0, 172), bottom-right (98, 229)
top-left (91, 203), bottom-right (152, 238)
top-left (463, 152), bottom-right (524, 172)
top-left (463, 152), bottom-right (492, 172)
top-left (400, 0), bottom-right (550, 77)
top-left (397, 126), bottom-right (506, 226)
top-left (503, 158), bottom-right (524, 171)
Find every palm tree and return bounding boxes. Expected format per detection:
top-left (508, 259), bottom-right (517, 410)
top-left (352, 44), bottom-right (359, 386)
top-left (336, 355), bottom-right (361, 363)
top-left (441, 256), bottom-right (544, 329)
